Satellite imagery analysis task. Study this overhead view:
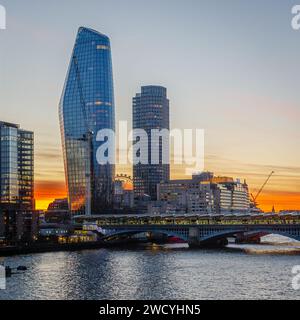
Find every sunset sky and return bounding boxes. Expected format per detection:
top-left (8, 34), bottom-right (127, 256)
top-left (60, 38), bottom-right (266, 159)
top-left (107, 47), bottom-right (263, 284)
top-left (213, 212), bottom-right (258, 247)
top-left (0, 0), bottom-right (299, 211)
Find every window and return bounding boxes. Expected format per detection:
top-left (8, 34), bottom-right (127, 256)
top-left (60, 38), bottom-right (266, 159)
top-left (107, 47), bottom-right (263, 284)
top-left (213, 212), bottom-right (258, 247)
top-left (97, 45), bottom-right (109, 50)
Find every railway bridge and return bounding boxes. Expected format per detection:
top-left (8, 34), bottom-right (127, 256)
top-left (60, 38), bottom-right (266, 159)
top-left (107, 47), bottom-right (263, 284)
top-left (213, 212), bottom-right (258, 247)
top-left (75, 214), bottom-right (300, 247)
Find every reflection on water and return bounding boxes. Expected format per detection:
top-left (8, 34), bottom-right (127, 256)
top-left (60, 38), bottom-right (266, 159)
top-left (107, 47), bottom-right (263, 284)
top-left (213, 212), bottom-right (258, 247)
top-left (0, 235), bottom-right (300, 300)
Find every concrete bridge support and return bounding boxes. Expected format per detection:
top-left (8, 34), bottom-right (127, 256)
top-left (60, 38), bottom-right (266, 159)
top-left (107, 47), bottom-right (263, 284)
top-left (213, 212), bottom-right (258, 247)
top-left (189, 238), bottom-right (229, 248)
top-left (188, 227), bottom-right (229, 248)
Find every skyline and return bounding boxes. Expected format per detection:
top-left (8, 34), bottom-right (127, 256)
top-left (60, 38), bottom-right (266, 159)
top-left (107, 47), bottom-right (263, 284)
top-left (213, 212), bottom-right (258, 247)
top-left (0, 0), bottom-right (299, 211)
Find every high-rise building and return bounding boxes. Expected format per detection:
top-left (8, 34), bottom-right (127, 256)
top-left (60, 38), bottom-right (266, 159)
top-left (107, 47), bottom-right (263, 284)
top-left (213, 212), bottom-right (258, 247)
top-left (59, 27), bottom-right (115, 215)
top-left (133, 86), bottom-right (170, 200)
top-left (0, 121), bottom-right (34, 211)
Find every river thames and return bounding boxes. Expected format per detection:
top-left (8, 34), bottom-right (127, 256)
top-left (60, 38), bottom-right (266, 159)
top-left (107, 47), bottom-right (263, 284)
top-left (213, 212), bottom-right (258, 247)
top-left (0, 236), bottom-right (300, 300)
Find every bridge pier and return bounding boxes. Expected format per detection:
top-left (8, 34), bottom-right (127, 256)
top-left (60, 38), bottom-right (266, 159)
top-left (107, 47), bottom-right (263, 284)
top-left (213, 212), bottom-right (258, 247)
top-left (189, 238), bottom-right (228, 248)
top-left (188, 227), bottom-right (228, 248)
top-left (235, 233), bottom-right (262, 244)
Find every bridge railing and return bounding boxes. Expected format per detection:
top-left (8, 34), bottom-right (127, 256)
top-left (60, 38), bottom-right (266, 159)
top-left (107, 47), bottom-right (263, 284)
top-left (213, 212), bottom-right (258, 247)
top-left (77, 215), bottom-right (300, 227)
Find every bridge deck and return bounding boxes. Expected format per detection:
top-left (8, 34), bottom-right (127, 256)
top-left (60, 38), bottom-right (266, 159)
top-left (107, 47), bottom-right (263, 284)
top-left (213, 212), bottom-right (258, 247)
top-left (75, 214), bottom-right (300, 226)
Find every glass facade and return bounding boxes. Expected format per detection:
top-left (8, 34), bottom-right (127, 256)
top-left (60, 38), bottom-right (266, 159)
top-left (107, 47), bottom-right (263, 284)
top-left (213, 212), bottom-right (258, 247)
top-left (133, 86), bottom-right (170, 200)
top-left (0, 122), bottom-right (34, 210)
top-left (59, 27), bottom-right (115, 215)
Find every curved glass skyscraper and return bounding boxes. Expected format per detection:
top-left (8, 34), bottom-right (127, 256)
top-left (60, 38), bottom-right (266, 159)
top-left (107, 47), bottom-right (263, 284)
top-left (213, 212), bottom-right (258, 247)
top-left (59, 27), bottom-right (115, 215)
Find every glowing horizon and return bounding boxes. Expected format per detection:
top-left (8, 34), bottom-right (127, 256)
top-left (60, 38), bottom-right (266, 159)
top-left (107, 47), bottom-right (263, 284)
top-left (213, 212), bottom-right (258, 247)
top-left (34, 159), bottom-right (300, 212)
top-left (1, 1), bottom-right (299, 212)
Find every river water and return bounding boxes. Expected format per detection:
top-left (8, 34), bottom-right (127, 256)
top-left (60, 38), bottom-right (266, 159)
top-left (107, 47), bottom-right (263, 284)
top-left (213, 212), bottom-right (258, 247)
top-left (0, 235), bottom-right (300, 300)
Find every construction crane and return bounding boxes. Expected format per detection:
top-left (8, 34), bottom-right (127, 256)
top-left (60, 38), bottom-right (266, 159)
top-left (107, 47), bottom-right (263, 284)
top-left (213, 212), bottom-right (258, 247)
top-left (250, 171), bottom-right (275, 207)
top-left (73, 55), bottom-right (93, 216)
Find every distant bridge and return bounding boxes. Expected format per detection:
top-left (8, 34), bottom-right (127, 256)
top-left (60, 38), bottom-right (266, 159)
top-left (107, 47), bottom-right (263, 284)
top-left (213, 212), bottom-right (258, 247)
top-left (75, 214), bottom-right (300, 247)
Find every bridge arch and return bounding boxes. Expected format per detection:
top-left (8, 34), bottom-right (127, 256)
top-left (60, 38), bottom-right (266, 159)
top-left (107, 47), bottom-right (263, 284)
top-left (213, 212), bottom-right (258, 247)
top-left (100, 228), bottom-right (189, 242)
top-left (247, 229), bottom-right (300, 242)
top-left (199, 228), bottom-right (300, 243)
top-left (199, 229), bottom-right (245, 243)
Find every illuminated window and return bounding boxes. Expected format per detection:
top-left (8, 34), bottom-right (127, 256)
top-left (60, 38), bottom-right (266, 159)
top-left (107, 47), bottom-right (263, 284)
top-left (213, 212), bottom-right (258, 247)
top-left (97, 45), bottom-right (109, 50)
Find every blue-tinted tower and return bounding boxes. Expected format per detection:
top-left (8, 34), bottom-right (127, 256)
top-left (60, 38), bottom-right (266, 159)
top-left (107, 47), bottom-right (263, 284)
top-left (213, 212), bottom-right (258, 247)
top-left (59, 27), bottom-right (115, 215)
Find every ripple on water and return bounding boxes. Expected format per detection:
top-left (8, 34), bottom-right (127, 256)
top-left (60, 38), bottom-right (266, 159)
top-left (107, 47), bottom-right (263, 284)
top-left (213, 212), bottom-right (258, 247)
top-left (0, 241), bottom-right (299, 300)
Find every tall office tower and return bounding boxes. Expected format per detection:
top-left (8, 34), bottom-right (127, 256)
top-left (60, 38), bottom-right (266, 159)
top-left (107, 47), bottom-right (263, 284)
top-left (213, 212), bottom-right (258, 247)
top-left (133, 86), bottom-right (170, 200)
top-left (0, 121), bottom-right (34, 210)
top-left (59, 27), bottom-right (115, 215)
